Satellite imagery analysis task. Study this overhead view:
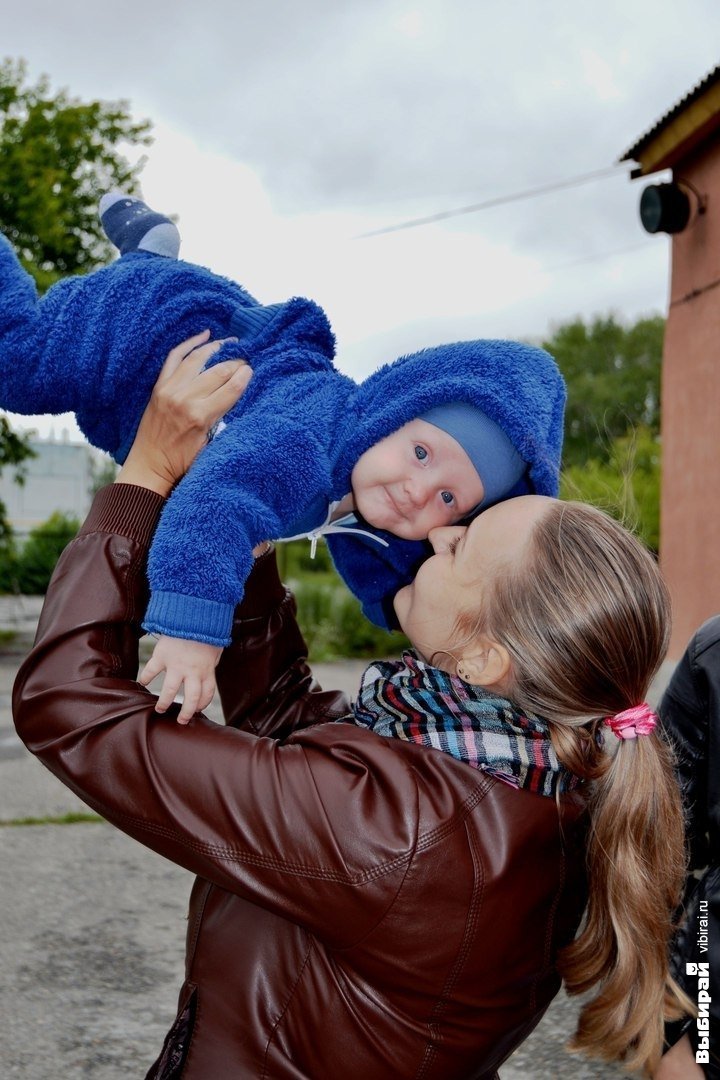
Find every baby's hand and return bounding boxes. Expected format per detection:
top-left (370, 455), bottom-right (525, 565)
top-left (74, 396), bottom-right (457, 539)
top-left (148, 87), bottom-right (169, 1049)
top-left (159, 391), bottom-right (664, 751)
top-left (139, 635), bottom-right (223, 724)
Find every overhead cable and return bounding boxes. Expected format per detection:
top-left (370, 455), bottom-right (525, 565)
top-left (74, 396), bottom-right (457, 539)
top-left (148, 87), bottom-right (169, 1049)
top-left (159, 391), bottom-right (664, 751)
top-left (355, 165), bottom-right (626, 239)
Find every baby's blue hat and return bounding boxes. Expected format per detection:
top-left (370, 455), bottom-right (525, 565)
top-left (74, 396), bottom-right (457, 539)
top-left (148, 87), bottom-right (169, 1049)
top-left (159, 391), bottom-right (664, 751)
top-left (421, 402), bottom-right (527, 512)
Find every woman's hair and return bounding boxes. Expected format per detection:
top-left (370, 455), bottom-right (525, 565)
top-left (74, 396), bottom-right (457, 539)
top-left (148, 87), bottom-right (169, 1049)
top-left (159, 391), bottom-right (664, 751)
top-left (456, 499), bottom-right (689, 1076)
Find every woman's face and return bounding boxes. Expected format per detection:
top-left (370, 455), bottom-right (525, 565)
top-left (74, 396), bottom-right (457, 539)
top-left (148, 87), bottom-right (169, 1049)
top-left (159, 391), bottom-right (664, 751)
top-left (393, 495), bottom-right (552, 670)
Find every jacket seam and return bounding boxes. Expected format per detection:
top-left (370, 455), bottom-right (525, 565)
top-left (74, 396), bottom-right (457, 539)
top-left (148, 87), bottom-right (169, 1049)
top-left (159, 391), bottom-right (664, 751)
top-left (106, 547), bottom-right (145, 676)
top-left (531, 816), bottom-right (566, 1013)
top-left (333, 759), bottom-right (421, 950)
top-left (102, 808), bottom-right (415, 883)
top-left (261, 936), bottom-right (315, 1080)
top-left (417, 817), bottom-right (486, 1078)
top-left (185, 881), bottom-right (212, 976)
top-left (101, 764), bottom-right (492, 885)
top-left (414, 774), bottom-right (494, 852)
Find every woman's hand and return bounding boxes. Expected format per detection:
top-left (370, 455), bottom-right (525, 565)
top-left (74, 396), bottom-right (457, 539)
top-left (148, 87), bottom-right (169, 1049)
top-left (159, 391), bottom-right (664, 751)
top-left (116, 330), bottom-right (252, 497)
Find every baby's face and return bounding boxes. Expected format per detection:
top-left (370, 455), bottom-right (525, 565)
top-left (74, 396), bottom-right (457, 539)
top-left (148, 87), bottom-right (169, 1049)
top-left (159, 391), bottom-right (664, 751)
top-left (350, 419), bottom-right (485, 541)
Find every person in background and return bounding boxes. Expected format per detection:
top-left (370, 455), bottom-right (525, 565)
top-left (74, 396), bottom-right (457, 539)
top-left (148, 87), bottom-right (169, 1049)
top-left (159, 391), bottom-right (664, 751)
top-left (655, 618), bottom-right (720, 1080)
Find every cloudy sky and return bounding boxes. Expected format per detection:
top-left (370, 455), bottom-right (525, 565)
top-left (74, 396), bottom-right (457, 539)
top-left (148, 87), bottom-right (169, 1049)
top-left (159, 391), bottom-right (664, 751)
top-left (4, 0), bottom-right (720, 438)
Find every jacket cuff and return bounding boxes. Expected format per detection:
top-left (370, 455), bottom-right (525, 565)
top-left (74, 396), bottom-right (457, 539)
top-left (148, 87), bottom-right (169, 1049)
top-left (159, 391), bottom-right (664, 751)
top-left (143, 592), bottom-right (235, 647)
top-left (144, 547), bottom-right (287, 645)
top-left (80, 483), bottom-right (165, 548)
top-left (82, 486), bottom-right (287, 640)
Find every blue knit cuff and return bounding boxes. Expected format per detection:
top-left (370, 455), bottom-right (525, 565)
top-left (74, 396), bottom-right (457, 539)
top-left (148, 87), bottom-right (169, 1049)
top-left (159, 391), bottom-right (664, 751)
top-left (229, 302), bottom-right (284, 341)
top-left (143, 592), bottom-right (235, 647)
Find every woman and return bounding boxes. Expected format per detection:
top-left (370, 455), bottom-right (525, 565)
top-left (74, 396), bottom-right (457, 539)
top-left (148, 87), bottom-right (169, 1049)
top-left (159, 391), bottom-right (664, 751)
top-left (13, 336), bottom-right (689, 1078)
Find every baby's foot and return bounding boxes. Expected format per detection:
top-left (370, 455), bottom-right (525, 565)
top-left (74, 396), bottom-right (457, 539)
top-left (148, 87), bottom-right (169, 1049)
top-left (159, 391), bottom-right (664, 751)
top-left (99, 192), bottom-right (181, 258)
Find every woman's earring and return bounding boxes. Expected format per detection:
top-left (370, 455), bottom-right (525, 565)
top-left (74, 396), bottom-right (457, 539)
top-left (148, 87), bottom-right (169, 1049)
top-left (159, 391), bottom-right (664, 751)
top-left (456, 662), bottom-right (467, 681)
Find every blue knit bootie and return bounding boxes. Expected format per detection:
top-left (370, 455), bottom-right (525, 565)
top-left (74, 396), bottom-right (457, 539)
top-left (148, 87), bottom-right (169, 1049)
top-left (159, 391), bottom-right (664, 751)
top-left (100, 192), bottom-right (181, 258)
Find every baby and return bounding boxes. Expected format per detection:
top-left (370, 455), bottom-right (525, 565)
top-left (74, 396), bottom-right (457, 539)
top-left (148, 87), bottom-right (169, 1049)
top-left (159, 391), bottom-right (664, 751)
top-left (0, 195), bottom-right (566, 719)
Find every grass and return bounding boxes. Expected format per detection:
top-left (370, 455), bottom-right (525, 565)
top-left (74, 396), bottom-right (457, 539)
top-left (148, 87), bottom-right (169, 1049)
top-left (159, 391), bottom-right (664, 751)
top-left (0, 811), bottom-right (103, 827)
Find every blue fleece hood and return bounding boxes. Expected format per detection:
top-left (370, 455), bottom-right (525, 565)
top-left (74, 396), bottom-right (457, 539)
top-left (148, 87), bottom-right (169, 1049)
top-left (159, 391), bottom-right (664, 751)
top-left (336, 338), bottom-right (564, 500)
top-left (326, 337), bottom-right (565, 628)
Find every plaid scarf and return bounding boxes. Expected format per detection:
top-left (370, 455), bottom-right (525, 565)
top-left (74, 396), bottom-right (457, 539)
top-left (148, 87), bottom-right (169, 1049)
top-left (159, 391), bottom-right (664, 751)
top-left (350, 651), bottom-right (580, 798)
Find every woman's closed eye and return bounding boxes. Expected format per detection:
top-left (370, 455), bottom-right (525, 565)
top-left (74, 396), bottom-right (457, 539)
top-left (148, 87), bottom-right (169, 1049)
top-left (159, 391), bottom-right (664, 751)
top-left (448, 535), bottom-right (461, 555)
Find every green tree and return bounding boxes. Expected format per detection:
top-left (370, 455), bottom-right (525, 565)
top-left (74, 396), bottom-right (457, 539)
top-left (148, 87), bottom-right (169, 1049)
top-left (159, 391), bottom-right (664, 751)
top-left (561, 425), bottom-right (661, 552)
top-left (14, 511), bottom-right (80, 594)
top-left (0, 58), bottom-right (151, 575)
top-left (543, 313), bottom-right (664, 468)
top-left (88, 453), bottom-right (118, 496)
top-left (0, 534), bottom-right (20, 594)
top-left (0, 57), bottom-right (151, 291)
top-left (0, 415), bottom-right (34, 586)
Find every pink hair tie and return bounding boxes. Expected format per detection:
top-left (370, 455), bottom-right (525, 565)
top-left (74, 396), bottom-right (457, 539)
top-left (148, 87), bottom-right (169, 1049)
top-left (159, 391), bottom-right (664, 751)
top-left (606, 703), bottom-right (657, 740)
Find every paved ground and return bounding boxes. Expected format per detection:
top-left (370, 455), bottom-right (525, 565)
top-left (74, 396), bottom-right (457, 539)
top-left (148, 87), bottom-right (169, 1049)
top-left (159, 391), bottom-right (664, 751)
top-left (0, 605), bottom-right (663, 1078)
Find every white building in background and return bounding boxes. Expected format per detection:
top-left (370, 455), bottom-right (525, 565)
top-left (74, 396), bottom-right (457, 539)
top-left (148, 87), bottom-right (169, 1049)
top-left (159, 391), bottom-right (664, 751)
top-left (0, 435), bottom-right (100, 538)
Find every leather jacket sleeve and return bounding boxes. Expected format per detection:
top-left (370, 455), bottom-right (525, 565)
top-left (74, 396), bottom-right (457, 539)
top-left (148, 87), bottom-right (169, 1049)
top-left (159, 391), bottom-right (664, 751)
top-left (12, 484), bottom-right (420, 945)
top-left (660, 618), bottom-right (720, 869)
top-left (213, 555), bottom-right (352, 739)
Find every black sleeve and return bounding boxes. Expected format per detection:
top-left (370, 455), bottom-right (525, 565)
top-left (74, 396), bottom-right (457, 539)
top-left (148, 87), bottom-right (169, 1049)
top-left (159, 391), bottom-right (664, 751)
top-left (659, 617), bottom-right (720, 1075)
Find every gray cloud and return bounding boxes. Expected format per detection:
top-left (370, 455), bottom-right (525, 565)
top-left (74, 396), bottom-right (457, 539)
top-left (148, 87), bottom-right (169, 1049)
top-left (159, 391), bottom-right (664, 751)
top-left (8, 1), bottom-right (719, 213)
top-left (2, 0), bottom-right (716, 338)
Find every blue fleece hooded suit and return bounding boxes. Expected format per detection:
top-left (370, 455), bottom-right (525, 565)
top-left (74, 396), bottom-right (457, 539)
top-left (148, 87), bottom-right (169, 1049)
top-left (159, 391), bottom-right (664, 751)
top-left (0, 233), bottom-right (566, 643)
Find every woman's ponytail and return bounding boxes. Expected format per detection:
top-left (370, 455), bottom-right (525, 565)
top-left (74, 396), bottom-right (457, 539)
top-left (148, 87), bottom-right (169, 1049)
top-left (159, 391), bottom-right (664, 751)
top-left (558, 732), bottom-right (690, 1075)
top-left (455, 500), bottom-right (692, 1073)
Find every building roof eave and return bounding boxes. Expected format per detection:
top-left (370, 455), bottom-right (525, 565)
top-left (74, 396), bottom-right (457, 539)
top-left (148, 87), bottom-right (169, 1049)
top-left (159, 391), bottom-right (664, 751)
top-left (620, 65), bottom-right (720, 176)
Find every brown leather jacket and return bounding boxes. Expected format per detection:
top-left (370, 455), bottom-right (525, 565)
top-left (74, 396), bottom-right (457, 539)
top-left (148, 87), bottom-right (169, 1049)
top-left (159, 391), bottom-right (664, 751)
top-left (13, 484), bottom-right (588, 1080)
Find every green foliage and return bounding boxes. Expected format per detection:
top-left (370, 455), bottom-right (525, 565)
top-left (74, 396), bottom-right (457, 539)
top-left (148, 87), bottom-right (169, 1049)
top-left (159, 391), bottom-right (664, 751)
top-left (0, 57), bottom-right (151, 290)
top-left (276, 537), bottom-right (333, 579)
top-left (0, 414), bottom-right (35, 562)
top-left (0, 812), bottom-right (103, 826)
top-left (4, 511), bottom-right (80, 594)
top-left (543, 313), bottom-right (664, 468)
top-left (0, 414), bottom-right (33, 473)
top-left (279, 539), bottom-right (406, 660)
top-left (544, 312), bottom-right (664, 552)
top-left (0, 537), bottom-right (20, 593)
top-left (88, 453), bottom-right (118, 496)
top-left (561, 425), bottom-right (661, 551)
top-left (291, 572), bottom-right (406, 661)
top-left (0, 58), bottom-right (150, 549)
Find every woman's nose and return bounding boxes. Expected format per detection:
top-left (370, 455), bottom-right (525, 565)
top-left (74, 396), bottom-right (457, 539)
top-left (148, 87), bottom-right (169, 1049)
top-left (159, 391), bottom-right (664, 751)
top-left (428, 526), bottom-right (465, 553)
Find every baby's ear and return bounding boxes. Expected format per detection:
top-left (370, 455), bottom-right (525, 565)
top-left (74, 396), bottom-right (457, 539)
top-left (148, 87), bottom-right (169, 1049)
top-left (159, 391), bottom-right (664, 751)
top-left (459, 638), bottom-right (510, 688)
